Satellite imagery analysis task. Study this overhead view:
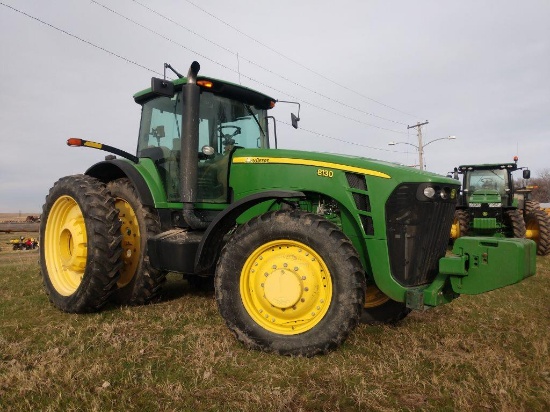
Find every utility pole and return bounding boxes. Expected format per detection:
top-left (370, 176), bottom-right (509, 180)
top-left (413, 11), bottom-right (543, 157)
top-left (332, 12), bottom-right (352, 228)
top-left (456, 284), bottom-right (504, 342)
top-left (407, 121), bottom-right (429, 170)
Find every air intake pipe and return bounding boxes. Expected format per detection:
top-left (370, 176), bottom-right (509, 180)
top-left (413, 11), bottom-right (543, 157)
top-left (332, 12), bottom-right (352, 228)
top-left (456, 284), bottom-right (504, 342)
top-left (180, 61), bottom-right (208, 229)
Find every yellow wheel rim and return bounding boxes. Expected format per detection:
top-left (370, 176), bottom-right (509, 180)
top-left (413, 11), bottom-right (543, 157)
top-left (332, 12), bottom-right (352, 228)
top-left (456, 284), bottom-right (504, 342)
top-left (114, 198), bottom-right (141, 287)
top-left (44, 196), bottom-right (88, 296)
top-left (364, 285), bottom-right (390, 309)
top-left (525, 219), bottom-right (539, 243)
top-left (240, 240), bottom-right (332, 335)
top-left (450, 217), bottom-right (460, 239)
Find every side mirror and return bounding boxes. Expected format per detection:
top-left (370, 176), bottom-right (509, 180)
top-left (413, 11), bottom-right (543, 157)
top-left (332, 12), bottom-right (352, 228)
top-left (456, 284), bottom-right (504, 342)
top-left (523, 169), bottom-right (531, 179)
top-left (291, 113), bottom-right (300, 129)
top-left (151, 77), bottom-right (175, 97)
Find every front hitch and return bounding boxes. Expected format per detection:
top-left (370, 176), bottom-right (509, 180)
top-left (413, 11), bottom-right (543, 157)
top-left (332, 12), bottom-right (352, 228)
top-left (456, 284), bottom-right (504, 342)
top-left (406, 237), bottom-right (536, 310)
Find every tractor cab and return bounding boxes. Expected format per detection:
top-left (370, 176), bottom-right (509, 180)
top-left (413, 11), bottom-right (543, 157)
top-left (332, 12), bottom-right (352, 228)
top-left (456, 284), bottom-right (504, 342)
top-left (134, 74), bottom-right (275, 205)
top-left (457, 162), bottom-right (519, 208)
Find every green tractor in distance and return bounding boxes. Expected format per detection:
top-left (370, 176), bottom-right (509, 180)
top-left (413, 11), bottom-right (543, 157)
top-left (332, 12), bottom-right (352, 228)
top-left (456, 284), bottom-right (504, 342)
top-left (450, 157), bottom-right (550, 255)
top-left (40, 62), bottom-right (537, 356)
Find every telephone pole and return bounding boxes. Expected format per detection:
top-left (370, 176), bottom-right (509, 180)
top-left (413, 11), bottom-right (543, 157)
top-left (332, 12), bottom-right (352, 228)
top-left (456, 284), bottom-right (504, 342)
top-left (407, 121), bottom-right (429, 170)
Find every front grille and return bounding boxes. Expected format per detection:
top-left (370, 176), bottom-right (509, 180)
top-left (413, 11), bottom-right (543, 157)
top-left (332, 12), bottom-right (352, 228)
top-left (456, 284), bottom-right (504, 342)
top-left (386, 183), bottom-right (457, 286)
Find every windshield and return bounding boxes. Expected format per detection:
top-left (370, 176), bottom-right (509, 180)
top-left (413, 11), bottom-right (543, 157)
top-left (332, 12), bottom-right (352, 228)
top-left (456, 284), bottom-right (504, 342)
top-left (137, 90), bottom-right (269, 202)
top-left (464, 168), bottom-right (510, 204)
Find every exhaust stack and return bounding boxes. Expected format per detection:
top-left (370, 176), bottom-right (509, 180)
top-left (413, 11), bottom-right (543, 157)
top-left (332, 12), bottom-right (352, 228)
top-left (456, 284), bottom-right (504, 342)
top-left (180, 61), bottom-right (208, 229)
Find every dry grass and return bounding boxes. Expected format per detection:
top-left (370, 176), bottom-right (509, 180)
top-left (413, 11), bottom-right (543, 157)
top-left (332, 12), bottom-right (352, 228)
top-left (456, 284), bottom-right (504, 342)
top-left (0, 233), bottom-right (548, 411)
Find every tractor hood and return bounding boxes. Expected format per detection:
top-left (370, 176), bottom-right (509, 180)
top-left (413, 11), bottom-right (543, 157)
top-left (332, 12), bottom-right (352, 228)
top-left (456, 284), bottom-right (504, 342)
top-left (231, 148), bottom-right (458, 185)
top-left (469, 189), bottom-right (502, 204)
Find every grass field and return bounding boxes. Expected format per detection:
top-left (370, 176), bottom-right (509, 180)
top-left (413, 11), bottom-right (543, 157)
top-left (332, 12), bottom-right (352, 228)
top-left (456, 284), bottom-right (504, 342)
top-left (0, 231), bottom-right (548, 411)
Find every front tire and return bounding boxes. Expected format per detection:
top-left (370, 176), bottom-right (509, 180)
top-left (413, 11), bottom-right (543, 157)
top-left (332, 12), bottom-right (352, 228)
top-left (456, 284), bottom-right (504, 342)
top-left (450, 209), bottom-right (469, 240)
top-left (361, 285), bottom-right (410, 324)
top-left (40, 175), bottom-right (122, 313)
top-left (215, 210), bottom-right (365, 356)
top-left (107, 178), bottom-right (167, 305)
top-left (504, 209), bottom-right (526, 238)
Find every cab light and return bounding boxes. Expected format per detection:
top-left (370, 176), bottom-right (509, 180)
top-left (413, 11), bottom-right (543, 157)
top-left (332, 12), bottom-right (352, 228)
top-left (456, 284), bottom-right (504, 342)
top-left (270, 100), bottom-right (276, 108)
top-left (197, 80), bottom-right (213, 88)
top-left (67, 138), bottom-right (83, 147)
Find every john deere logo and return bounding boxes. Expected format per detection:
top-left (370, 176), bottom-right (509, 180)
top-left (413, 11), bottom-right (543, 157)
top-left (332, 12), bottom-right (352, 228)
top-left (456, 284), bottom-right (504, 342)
top-left (451, 189), bottom-right (456, 199)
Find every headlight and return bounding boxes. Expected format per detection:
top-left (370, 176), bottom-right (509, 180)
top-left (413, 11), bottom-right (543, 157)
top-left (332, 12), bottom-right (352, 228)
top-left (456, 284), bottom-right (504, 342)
top-left (423, 187), bottom-right (436, 198)
top-left (417, 183), bottom-right (458, 202)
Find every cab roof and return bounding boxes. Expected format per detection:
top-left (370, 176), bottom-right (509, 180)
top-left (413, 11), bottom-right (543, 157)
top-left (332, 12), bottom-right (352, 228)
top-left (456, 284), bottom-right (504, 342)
top-left (458, 162), bottom-right (518, 172)
top-left (133, 75), bottom-right (276, 110)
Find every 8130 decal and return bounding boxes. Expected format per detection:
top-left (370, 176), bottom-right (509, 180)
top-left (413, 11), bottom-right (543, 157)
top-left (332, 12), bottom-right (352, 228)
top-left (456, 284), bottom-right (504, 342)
top-left (317, 169), bottom-right (334, 178)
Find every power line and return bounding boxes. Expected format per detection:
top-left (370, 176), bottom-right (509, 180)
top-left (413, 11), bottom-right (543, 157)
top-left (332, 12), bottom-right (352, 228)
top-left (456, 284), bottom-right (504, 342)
top-left (183, 0), bottom-right (421, 119)
top-left (278, 121), bottom-right (413, 154)
top-left (0, 1), bottom-right (408, 157)
top-left (103, 0), bottom-right (408, 127)
top-left (91, 1), bottom-right (409, 135)
top-left (0, 2), bottom-right (163, 77)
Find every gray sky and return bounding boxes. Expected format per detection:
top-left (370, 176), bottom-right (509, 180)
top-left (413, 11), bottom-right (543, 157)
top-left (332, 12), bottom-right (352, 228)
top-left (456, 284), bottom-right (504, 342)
top-left (1, 0), bottom-right (549, 212)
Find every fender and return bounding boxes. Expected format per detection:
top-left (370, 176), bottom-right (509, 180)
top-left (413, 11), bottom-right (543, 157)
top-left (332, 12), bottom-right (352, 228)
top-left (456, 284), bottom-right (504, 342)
top-left (85, 160), bottom-right (155, 206)
top-left (194, 190), bottom-right (306, 274)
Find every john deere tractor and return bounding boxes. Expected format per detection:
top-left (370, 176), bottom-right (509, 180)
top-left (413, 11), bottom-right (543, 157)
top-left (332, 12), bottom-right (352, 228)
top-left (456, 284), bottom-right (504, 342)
top-left (450, 158), bottom-right (550, 255)
top-left (40, 62), bottom-right (537, 356)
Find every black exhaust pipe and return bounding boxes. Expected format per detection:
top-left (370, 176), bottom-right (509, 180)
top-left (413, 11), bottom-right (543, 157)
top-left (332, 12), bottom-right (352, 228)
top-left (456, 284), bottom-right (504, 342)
top-left (180, 61), bottom-right (208, 230)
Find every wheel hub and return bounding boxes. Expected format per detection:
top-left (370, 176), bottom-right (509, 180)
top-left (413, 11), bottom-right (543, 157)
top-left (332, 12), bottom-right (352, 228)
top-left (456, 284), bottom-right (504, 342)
top-left (263, 269), bottom-right (302, 309)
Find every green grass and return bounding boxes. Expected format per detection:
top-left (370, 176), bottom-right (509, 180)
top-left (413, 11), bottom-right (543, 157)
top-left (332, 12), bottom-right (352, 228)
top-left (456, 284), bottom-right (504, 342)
top-left (1, 233), bottom-right (549, 411)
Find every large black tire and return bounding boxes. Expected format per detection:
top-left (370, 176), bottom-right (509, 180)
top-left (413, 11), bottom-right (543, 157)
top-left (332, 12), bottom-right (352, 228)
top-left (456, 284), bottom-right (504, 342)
top-left (524, 200), bottom-right (540, 214)
top-left (40, 175), bottom-right (122, 313)
top-left (186, 274), bottom-right (215, 292)
top-left (450, 209), bottom-right (469, 241)
top-left (361, 285), bottom-right (410, 325)
top-left (524, 209), bottom-right (550, 256)
top-left (504, 209), bottom-right (526, 238)
top-left (215, 210), bottom-right (366, 356)
top-left (107, 178), bottom-right (167, 305)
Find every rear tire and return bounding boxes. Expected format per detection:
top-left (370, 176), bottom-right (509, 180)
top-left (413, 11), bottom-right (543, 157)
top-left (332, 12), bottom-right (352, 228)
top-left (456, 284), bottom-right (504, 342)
top-left (107, 178), bottom-right (167, 305)
top-left (40, 175), bottom-right (122, 313)
top-left (215, 210), bottom-right (365, 356)
top-left (524, 208), bottom-right (550, 256)
top-left (504, 209), bottom-right (526, 238)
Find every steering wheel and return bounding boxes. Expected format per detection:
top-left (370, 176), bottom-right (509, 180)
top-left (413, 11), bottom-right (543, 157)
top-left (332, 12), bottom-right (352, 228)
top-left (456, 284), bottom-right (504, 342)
top-left (218, 125), bottom-right (241, 139)
top-left (217, 125), bottom-right (241, 152)
top-left (480, 177), bottom-right (496, 188)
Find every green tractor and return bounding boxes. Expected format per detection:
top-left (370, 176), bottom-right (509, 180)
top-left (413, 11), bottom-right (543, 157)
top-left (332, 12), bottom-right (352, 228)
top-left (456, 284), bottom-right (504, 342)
top-left (450, 158), bottom-right (550, 255)
top-left (40, 62), bottom-right (537, 356)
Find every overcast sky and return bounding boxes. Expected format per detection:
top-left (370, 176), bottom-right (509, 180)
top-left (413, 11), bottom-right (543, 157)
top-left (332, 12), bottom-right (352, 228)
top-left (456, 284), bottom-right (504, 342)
top-left (1, 0), bottom-right (549, 212)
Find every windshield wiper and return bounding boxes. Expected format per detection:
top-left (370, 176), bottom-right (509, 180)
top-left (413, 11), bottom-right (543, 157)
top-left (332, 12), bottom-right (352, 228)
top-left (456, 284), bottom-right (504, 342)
top-left (244, 104), bottom-right (265, 137)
